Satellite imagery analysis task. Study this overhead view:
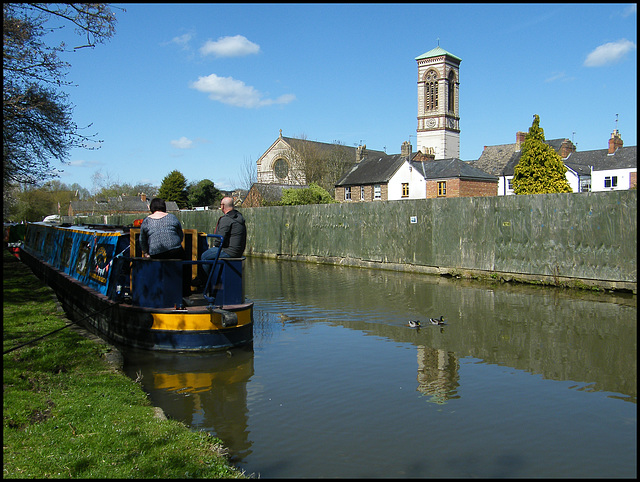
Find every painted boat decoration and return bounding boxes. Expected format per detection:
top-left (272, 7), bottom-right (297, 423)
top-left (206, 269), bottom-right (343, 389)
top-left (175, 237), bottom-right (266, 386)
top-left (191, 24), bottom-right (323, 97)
top-left (18, 222), bottom-right (253, 352)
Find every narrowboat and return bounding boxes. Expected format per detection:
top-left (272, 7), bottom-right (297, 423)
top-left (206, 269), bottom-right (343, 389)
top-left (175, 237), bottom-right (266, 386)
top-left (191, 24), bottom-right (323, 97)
top-left (18, 222), bottom-right (253, 352)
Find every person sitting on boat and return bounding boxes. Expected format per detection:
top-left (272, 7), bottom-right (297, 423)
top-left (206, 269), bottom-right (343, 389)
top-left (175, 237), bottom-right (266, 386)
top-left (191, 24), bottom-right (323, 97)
top-left (139, 198), bottom-right (185, 260)
top-left (192, 196), bottom-right (246, 289)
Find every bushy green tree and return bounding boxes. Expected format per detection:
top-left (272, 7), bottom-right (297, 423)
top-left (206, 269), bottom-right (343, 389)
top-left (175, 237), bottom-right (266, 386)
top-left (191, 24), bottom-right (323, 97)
top-left (158, 170), bottom-right (188, 208)
top-left (280, 182), bottom-right (337, 206)
top-left (512, 115), bottom-right (572, 195)
top-left (187, 179), bottom-right (221, 208)
top-left (3, 4), bottom-right (120, 189)
top-left (13, 185), bottom-right (57, 222)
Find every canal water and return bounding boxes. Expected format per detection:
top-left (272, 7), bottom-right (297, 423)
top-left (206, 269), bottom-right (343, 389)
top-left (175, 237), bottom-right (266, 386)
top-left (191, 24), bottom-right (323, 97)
top-left (123, 257), bottom-right (637, 478)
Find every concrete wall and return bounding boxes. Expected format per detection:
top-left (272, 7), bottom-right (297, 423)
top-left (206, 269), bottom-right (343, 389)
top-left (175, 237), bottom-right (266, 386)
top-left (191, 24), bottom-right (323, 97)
top-left (91, 190), bottom-right (637, 292)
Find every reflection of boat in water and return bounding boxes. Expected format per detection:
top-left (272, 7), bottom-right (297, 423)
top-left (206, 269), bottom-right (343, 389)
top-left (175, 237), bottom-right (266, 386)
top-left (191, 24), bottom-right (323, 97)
top-left (18, 222), bottom-right (253, 352)
top-left (124, 347), bottom-right (254, 460)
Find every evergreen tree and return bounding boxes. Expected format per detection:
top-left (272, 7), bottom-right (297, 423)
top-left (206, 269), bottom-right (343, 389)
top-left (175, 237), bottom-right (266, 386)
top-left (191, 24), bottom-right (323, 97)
top-left (158, 170), bottom-right (188, 208)
top-left (512, 115), bottom-right (573, 195)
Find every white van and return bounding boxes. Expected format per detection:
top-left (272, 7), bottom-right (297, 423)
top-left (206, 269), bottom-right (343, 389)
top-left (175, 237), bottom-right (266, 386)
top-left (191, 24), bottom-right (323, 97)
top-left (42, 214), bottom-right (61, 224)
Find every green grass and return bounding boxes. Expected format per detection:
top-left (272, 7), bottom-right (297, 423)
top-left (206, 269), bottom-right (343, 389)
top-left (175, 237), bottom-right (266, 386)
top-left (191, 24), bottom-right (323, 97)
top-left (3, 250), bottom-right (247, 478)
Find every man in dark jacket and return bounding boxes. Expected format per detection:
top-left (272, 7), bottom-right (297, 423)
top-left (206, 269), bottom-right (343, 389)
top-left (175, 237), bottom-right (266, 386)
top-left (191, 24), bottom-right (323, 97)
top-left (194, 196), bottom-right (246, 286)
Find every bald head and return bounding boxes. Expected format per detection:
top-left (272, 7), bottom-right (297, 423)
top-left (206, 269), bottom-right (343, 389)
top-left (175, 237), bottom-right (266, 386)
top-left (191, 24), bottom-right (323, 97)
top-left (220, 196), bottom-right (234, 213)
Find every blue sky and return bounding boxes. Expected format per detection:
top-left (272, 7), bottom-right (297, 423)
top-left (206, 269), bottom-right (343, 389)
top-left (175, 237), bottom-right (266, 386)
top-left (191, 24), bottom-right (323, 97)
top-left (53, 3), bottom-right (637, 193)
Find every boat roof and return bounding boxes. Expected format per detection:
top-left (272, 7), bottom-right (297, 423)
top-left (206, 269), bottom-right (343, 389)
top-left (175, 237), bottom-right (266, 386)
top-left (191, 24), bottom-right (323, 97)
top-left (31, 222), bottom-right (129, 234)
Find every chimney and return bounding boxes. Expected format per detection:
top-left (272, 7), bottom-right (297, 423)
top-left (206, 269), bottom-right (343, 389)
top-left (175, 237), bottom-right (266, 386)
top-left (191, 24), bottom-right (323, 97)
top-left (401, 141), bottom-right (412, 159)
top-left (608, 129), bottom-right (623, 154)
top-left (140, 193), bottom-right (147, 202)
top-left (515, 131), bottom-right (527, 152)
top-left (415, 150), bottom-right (435, 162)
top-left (356, 144), bottom-right (366, 163)
top-left (559, 139), bottom-right (576, 159)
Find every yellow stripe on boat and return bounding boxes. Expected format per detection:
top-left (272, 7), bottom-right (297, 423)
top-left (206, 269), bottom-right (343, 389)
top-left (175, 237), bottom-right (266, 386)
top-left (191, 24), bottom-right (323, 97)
top-left (150, 307), bottom-right (252, 331)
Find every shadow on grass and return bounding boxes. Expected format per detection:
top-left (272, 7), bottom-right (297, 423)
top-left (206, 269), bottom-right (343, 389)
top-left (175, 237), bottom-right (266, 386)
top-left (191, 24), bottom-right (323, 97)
top-left (3, 252), bottom-right (56, 304)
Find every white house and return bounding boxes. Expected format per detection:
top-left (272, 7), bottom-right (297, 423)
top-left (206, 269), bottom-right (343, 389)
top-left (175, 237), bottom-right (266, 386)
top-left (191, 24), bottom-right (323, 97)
top-left (564, 130), bottom-right (636, 193)
top-left (474, 129), bottom-right (636, 195)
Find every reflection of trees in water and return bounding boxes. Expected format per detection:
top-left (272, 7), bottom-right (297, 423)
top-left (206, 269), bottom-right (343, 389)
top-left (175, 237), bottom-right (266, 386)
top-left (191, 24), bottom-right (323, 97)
top-left (416, 346), bottom-right (460, 404)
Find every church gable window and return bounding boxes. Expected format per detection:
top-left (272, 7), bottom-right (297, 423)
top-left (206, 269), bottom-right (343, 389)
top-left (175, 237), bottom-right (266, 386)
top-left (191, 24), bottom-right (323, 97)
top-left (273, 158), bottom-right (289, 180)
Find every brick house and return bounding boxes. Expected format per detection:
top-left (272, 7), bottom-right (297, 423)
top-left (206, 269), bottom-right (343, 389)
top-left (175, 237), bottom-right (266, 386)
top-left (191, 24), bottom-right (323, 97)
top-left (335, 143), bottom-right (497, 202)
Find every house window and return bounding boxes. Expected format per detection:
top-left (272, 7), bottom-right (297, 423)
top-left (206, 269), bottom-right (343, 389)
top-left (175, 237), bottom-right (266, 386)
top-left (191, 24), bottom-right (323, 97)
top-left (402, 183), bottom-right (409, 198)
top-left (374, 184), bottom-right (381, 200)
top-left (424, 70), bottom-right (438, 111)
top-left (580, 178), bottom-right (591, 192)
top-left (345, 187), bottom-right (351, 201)
top-left (437, 181), bottom-right (447, 197)
top-left (360, 186), bottom-right (365, 201)
top-left (604, 176), bottom-right (618, 188)
top-left (507, 179), bottom-right (513, 191)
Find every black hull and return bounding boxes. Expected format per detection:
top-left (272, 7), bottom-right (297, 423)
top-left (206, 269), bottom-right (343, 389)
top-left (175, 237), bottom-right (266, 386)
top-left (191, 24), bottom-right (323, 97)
top-left (20, 248), bottom-right (253, 352)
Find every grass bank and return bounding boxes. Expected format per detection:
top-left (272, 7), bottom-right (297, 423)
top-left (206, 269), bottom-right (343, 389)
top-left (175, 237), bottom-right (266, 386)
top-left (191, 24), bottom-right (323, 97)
top-left (2, 250), bottom-right (247, 478)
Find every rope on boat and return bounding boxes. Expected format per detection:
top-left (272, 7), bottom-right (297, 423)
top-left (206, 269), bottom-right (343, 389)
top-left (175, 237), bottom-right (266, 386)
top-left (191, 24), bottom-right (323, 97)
top-left (3, 304), bottom-right (115, 355)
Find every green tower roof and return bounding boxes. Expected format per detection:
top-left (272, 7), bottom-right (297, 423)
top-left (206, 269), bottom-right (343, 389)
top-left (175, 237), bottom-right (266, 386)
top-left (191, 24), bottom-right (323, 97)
top-left (415, 46), bottom-right (461, 62)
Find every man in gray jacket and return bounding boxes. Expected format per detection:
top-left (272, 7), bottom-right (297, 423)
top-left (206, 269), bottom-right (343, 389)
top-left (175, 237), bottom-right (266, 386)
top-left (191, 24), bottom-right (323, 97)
top-left (193, 196), bottom-right (246, 287)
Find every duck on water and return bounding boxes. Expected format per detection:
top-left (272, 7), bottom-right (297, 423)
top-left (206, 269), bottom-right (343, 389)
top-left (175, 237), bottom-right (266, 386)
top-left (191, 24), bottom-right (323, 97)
top-left (407, 316), bottom-right (446, 328)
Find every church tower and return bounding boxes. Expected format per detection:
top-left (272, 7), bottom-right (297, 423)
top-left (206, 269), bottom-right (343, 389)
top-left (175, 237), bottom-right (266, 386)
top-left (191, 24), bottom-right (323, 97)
top-left (415, 46), bottom-right (461, 159)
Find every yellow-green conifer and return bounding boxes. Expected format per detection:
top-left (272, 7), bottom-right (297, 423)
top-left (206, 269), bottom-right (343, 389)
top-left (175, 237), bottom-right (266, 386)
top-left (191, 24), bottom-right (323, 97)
top-left (512, 115), bottom-right (573, 194)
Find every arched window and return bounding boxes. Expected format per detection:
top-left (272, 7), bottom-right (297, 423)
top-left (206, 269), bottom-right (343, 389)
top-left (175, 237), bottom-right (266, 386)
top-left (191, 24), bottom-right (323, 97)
top-left (424, 70), bottom-right (438, 111)
top-left (273, 158), bottom-right (289, 180)
top-left (447, 70), bottom-right (456, 113)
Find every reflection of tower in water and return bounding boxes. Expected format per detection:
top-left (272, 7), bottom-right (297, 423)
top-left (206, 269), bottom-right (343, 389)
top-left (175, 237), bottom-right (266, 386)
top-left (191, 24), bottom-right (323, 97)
top-left (416, 346), bottom-right (460, 404)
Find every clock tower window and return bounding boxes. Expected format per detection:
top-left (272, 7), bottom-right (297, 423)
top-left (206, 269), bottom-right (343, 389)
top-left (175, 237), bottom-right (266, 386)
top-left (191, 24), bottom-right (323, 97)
top-left (424, 70), bottom-right (438, 111)
top-left (447, 70), bottom-right (456, 114)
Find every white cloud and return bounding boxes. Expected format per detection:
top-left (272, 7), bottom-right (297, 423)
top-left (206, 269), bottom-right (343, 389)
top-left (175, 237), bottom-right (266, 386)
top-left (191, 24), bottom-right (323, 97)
top-left (67, 160), bottom-right (88, 167)
top-left (584, 39), bottom-right (636, 67)
top-left (621, 4), bottom-right (636, 17)
top-left (544, 71), bottom-right (574, 83)
top-left (190, 73), bottom-right (296, 108)
top-left (171, 33), bottom-right (192, 47)
top-left (200, 35), bottom-right (260, 58)
top-left (67, 159), bottom-right (102, 168)
top-left (171, 137), bottom-right (194, 149)
top-left (162, 31), bottom-right (195, 51)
